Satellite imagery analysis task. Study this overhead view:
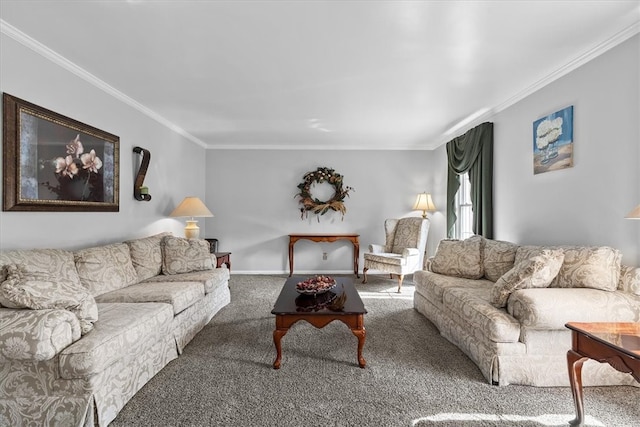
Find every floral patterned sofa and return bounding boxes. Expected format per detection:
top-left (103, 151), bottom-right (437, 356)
top-left (0, 233), bottom-right (231, 426)
top-left (413, 235), bottom-right (640, 387)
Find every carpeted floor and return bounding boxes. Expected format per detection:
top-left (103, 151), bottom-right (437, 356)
top-left (111, 274), bottom-right (639, 427)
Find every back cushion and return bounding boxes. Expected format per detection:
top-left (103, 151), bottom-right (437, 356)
top-left (515, 245), bottom-right (621, 291)
top-left (162, 236), bottom-right (214, 275)
top-left (390, 217), bottom-right (424, 254)
top-left (483, 238), bottom-right (519, 282)
top-left (0, 249), bottom-right (81, 288)
top-left (74, 243), bottom-right (139, 297)
top-left (125, 232), bottom-right (171, 281)
top-left (618, 265), bottom-right (640, 296)
top-left (431, 236), bottom-right (484, 279)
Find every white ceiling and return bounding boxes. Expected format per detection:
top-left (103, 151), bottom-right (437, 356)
top-left (1, 1), bottom-right (639, 150)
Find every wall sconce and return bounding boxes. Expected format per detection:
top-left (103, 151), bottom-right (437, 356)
top-left (625, 204), bottom-right (640, 220)
top-left (413, 192), bottom-right (436, 219)
top-left (170, 197), bottom-right (214, 239)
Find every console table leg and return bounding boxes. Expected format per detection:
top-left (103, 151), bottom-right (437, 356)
top-left (567, 350), bottom-right (587, 426)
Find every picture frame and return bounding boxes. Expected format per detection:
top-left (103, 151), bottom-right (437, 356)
top-left (3, 93), bottom-right (119, 211)
top-left (533, 105), bottom-right (574, 175)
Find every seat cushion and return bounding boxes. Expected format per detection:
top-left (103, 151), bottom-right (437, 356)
top-left (95, 281), bottom-right (204, 315)
top-left (363, 252), bottom-right (406, 266)
top-left (142, 268), bottom-right (230, 294)
top-left (414, 270), bottom-right (494, 306)
top-left (59, 302), bottom-right (174, 379)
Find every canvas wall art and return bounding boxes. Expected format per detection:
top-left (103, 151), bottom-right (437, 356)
top-left (3, 93), bottom-right (119, 211)
top-left (533, 105), bottom-right (574, 175)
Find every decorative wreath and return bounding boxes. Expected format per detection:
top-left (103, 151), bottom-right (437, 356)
top-left (296, 167), bottom-right (354, 220)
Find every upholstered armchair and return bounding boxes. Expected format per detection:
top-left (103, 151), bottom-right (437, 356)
top-left (362, 217), bottom-right (430, 292)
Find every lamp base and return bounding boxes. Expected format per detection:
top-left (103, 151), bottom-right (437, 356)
top-left (184, 220), bottom-right (200, 239)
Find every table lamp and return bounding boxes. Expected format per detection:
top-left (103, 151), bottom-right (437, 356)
top-left (170, 197), bottom-right (214, 239)
top-left (413, 193), bottom-right (436, 219)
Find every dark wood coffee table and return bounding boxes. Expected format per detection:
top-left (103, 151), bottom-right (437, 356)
top-left (566, 322), bottom-right (640, 427)
top-left (271, 276), bottom-right (367, 369)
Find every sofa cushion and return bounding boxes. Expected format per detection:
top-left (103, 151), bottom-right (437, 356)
top-left (0, 264), bottom-right (98, 335)
top-left (490, 249), bottom-right (564, 308)
top-left (414, 270), bottom-right (493, 307)
top-left (162, 236), bottom-right (213, 275)
top-left (508, 288), bottom-right (640, 329)
top-left (483, 238), bottom-right (519, 282)
top-left (125, 232), bottom-right (172, 282)
top-left (142, 268), bottom-right (230, 294)
top-left (431, 236), bottom-right (484, 279)
top-left (95, 281), bottom-right (204, 315)
top-left (515, 245), bottom-right (621, 291)
top-left (59, 302), bottom-right (174, 379)
top-left (442, 286), bottom-right (521, 343)
top-left (619, 264), bottom-right (640, 296)
top-left (0, 249), bottom-right (82, 288)
top-left (74, 243), bottom-right (139, 297)
top-left (363, 253), bottom-right (406, 266)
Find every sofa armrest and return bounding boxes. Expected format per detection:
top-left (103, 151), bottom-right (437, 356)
top-left (0, 308), bottom-right (81, 361)
top-left (368, 244), bottom-right (386, 253)
top-left (402, 248), bottom-right (420, 258)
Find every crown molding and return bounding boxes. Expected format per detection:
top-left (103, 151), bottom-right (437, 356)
top-left (0, 19), bottom-right (208, 149)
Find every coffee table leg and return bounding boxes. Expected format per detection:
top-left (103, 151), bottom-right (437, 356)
top-left (567, 350), bottom-right (587, 426)
top-left (351, 326), bottom-right (366, 368)
top-left (273, 328), bottom-right (288, 369)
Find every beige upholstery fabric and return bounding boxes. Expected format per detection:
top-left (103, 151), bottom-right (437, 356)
top-left (0, 308), bottom-right (80, 361)
top-left (619, 264), bottom-right (640, 296)
top-left (142, 268), bottom-right (230, 294)
top-left (74, 243), bottom-right (139, 297)
top-left (490, 249), bottom-right (564, 308)
top-left (0, 249), bottom-right (82, 289)
top-left (125, 232), bottom-right (172, 282)
top-left (482, 237), bottom-right (518, 282)
top-left (59, 302), bottom-right (174, 379)
top-left (162, 236), bottom-right (213, 275)
top-left (431, 236), bottom-right (484, 279)
top-left (95, 281), bottom-right (204, 315)
top-left (0, 264), bottom-right (99, 335)
top-left (515, 245), bottom-right (622, 291)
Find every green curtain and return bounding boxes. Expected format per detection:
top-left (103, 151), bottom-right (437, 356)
top-left (446, 122), bottom-right (493, 239)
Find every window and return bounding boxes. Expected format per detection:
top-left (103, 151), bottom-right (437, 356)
top-left (454, 172), bottom-right (474, 240)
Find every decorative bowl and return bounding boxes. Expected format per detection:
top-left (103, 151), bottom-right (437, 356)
top-left (295, 275), bottom-right (337, 295)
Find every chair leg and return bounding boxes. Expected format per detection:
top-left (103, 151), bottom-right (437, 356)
top-left (397, 275), bottom-right (404, 293)
top-left (362, 267), bottom-right (368, 284)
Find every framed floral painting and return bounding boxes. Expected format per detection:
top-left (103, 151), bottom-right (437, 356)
top-left (2, 93), bottom-right (119, 211)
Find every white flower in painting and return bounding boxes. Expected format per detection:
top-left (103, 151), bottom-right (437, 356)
top-left (80, 149), bottom-right (103, 173)
top-left (54, 155), bottom-right (79, 178)
top-left (536, 117), bottom-right (563, 150)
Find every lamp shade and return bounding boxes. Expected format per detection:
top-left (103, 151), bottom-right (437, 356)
top-left (170, 197), bottom-right (214, 218)
top-left (413, 193), bottom-right (436, 211)
top-left (625, 204), bottom-right (640, 219)
top-left (413, 193), bottom-right (436, 219)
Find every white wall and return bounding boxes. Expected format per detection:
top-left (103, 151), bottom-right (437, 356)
top-left (205, 150), bottom-right (443, 273)
top-left (0, 34), bottom-right (208, 250)
top-left (491, 34), bottom-right (640, 266)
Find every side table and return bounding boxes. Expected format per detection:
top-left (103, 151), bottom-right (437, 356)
top-left (214, 252), bottom-right (231, 271)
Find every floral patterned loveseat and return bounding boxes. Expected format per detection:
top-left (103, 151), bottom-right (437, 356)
top-left (0, 233), bottom-right (230, 426)
top-left (413, 235), bottom-right (640, 387)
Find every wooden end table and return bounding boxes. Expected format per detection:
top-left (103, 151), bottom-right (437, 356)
top-left (271, 277), bottom-right (367, 369)
top-left (565, 322), bottom-right (640, 426)
top-left (213, 252), bottom-right (231, 271)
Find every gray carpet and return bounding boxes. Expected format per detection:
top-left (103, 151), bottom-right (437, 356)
top-left (111, 275), bottom-right (639, 427)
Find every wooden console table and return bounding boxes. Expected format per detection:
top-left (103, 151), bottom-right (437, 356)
top-left (288, 234), bottom-right (360, 277)
top-left (565, 322), bottom-right (640, 426)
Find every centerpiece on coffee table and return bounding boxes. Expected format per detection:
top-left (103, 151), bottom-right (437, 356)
top-left (295, 275), bottom-right (336, 295)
